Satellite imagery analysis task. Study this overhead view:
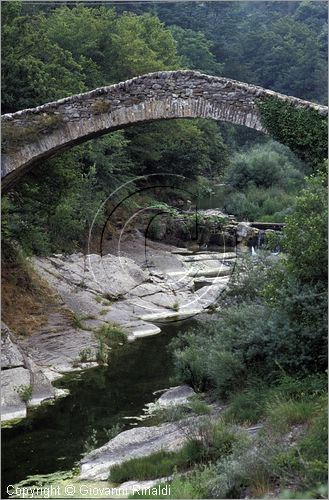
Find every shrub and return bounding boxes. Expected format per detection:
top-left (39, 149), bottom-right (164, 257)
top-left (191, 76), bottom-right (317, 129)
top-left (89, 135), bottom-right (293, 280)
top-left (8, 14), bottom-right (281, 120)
top-left (95, 322), bottom-right (127, 347)
top-left (2, 113), bottom-right (64, 149)
top-left (172, 266), bottom-right (327, 397)
top-left (223, 185), bottom-right (298, 221)
top-left (129, 470), bottom-right (212, 499)
top-left (94, 323), bottom-right (127, 365)
top-left (170, 331), bottom-right (211, 392)
top-left (149, 396), bottom-right (211, 425)
top-left (110, 420), bottom-right (245, 484)
top-left (258, 98), bottom-right (328, 169)
top-left (224, 140), bottom-right (304, 191)
top-left (209, 420), bottom-right (247, 459)
top-left (15, 384), bottom-right (33, 403)
top-left (281, 171), bottom-right (328, 284)
top-left (72, 313), bottom-right (85, 329)
top-left (96, 337), bottom-right (109, 365)
top-left (103, 423), bottom-right (124, 441)
top-left (83, 429), bottom-right (98, 454)
top-left (91, 99), bottom-right (112, 114)
top-left (78, 347), bottom-right (94, 363)
top-left (265, 398), bottom-right (315, 432)
top-left (270, 395), bottom-right (328, 492)
top-left (222, 383), bottom-right (269, 424)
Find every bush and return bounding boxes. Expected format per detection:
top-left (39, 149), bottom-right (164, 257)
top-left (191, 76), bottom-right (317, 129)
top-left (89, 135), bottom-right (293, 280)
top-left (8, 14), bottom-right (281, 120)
top-left (222, 382), bottom-right (269, 424)
top-left (15, 384), bottom-right (33, 403)
top-left (129, 469), bottom-right (213, 499)
top-left (265, 398), bottom-right (315, 432)
top-left (224, 140), bottom-right (304, 191)
top-left (172, 247), bottom-right (327, 397)
top-left (78, 347), bottom-right (94, 363)
top-left (170, 331), bottom-right (211, 392)
top-left (95, 322), bottom-right (127, 347)
top-left (258, 98), bottom-right (328, 169)
top-left (149, 395), bottom-right (211, 425)
top-left (223, 185), bottom-right (298, 221)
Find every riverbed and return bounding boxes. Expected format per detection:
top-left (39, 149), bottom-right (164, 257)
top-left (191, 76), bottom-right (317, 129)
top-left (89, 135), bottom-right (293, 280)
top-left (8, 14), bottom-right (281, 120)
top-left (1, 319), bottom-right (198, 497)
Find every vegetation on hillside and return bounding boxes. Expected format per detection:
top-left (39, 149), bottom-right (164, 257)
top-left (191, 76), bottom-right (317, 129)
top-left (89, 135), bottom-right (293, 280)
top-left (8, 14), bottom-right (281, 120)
top-left (169, 169), bottom-right (327, 497)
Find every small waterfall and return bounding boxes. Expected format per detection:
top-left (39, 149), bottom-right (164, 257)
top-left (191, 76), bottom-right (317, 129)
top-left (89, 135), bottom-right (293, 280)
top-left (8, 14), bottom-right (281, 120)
top-left (251, 246), bottom-right (257, 256)
top-left (257, 231), bottom-right (262, 249)
top-left (256, 230), bottom-right (266, 249)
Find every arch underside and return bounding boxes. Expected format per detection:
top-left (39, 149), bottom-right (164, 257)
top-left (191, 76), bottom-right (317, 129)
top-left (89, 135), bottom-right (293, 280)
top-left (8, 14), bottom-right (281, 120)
top-left (2, 70), bottom-right (327, 191)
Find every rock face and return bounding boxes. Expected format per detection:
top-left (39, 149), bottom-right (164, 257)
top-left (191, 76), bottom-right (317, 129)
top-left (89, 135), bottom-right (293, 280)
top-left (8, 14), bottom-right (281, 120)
top-left (2, 70), bottom-right (327, 190)
top-left (1, 367), bottom-right (30, 421)
top-left (31, 240), bottom-right (236, 339)
top-left (1, 234), bottom-right (236, 422)
top-left (1, 232), bottom-right (236, 422)
top-left (80, 420), bottom-right (192, 480)
top-left (1, 323), bottom-right (25, 369)
top-left (1, 322), bottom-right (56, 422)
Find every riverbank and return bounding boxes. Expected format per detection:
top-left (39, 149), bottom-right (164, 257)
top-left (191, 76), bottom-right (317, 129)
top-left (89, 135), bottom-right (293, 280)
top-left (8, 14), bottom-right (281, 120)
top-left (1, 229), bottom-right (237, 424)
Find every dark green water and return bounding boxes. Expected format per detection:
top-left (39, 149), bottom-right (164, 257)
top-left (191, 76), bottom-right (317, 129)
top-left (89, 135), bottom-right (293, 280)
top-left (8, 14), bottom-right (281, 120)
top-left (2, 320), bottom-right (196, 497)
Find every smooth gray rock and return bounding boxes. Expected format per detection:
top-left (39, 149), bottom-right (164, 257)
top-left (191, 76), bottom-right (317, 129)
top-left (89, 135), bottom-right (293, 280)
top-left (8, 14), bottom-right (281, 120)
top-left (29, 361), bottom-right (56, 406)
top-left (236, 222), bottom-right (251, 239)
top-left (19, 328), bottom-right (98, 373)
top-left (1, 323), bottom-right (24, 369)
top-left (1, 367), bottom-right (30, 421)
top-left (157, 385), bottom-right (195, 407)
top-left (80, 419), bottom-right (194, 480)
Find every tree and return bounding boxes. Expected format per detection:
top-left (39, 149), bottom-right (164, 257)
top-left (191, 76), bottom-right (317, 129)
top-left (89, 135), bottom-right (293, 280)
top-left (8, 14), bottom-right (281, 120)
top-left (282, 170), bottom-right (328, 284)
top-left (241, 17), bottom-right (327, 102)
top-left (1, 2), bottom-right (87, 112)
top-left (126, 119), bottom-right (228, 179)
top-left (170, 26), bottom-right (223, 75)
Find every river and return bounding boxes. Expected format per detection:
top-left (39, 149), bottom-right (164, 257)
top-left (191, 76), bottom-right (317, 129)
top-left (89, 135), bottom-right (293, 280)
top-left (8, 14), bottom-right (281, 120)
top-left (1, 319), bottom-right (198, 497)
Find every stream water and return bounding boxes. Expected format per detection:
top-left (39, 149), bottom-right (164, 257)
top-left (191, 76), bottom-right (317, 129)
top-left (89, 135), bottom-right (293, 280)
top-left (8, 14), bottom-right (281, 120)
top-left (2, 319), bottom-right (198, 497)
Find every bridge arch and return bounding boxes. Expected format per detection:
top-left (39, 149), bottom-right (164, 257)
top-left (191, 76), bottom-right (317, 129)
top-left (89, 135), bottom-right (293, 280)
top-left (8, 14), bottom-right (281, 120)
top-left (2, 70), bottom-right (327, 190)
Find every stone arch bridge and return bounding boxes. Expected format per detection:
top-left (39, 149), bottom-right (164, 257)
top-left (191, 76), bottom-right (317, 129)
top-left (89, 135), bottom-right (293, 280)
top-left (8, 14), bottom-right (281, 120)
top-left (2, 70), bottom-right (327, 190)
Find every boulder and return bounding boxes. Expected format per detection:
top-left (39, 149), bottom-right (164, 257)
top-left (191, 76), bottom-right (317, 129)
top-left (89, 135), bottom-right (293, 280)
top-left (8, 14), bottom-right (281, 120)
top-left (236, 222), bottom-right (251, 239)
top-left (157, 385), bottom-right (195, 407)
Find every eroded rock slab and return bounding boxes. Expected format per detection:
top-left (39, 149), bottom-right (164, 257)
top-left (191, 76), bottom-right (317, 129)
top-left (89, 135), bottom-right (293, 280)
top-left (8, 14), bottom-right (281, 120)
top-left (1, 322), bottom-right (24, 369)
top-left (80, 419), bottom-right (194, 480)
top-left (1, 366), bottom-right (30, 421)
top-left (19, 328), bottom-right (98, 374)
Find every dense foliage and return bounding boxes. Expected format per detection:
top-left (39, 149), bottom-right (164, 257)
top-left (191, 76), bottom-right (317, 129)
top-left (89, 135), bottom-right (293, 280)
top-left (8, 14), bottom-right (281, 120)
top-left (221, 141), bottom-right (305, 220)
top-left (258, 97), bottom-right (328, 169)
top-left (121, 0), bottom-right (328, 103)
